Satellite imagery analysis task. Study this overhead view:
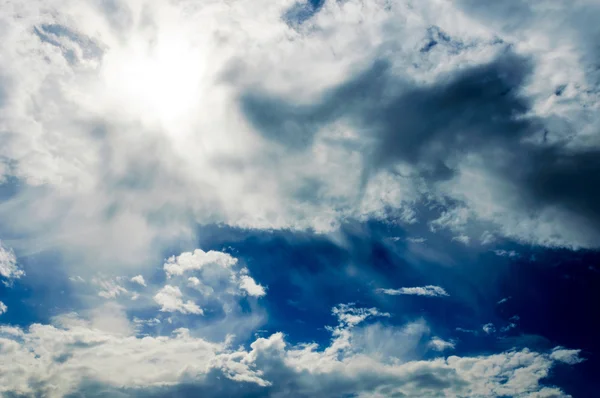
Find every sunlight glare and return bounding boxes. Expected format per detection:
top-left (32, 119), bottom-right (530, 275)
top-left (103, 31), bottom-right (205, 126)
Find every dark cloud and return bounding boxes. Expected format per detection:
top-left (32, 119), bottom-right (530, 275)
top-left (241, 47), bottom-right (600, 246)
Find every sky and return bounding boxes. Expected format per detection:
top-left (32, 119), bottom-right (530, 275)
top-left (0, 0), bottom-right (599, 396)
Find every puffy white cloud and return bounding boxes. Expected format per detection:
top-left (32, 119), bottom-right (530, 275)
top-left (550, 347), bottom-right (585, 365)
top-left (239, 274), bottom-right (266, 297)
top-left (0, 242), bottom-right (24, 283)
top-left (377, 285), bottom-right (449, 297)
top-left (428, 337), bottom-right (455, 352)
top-left (160, 249), bottom-right (265, 302)
top-left (164, 250), bottom-right (238, 278)
top-left (154, 285), bottom-right (204, 315)
top-left (0, 302), bottom-right (6, 315)
top-left (0, 304), bottom-right (583, 397)
top-left (130, 275), bottom-right (146, 287)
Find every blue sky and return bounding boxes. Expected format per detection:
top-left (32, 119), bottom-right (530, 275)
top-left (1, 0), bottom-right (599, 397)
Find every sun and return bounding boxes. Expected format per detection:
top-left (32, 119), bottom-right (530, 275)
top-left (102, 31), bottom-right (206, 126)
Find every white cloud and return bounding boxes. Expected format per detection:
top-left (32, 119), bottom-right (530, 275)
top-left (92, 276), bottom-right (129, 299)
top-left (0, 304), bottom-right (583, 398)
top-left (0, 302), bottom-right (6, 315)
top-left (428, 337), bottom-right (455, 352)
top-left (482, 323), bottom-right (496, 334)
top-left (164, 250), bottom-right (238, 278)
top-left (0, 242), bottom-right (24, 282)
top-left (377, 285), bottom-right (449, 297)
top-left (452, 235), bottom-right (471, 245)
top-left (239, 274), bottom-right (266, 297)
top-left (550, 347), bottom-right (585, 365)
top-left (130, 275), bottom-right (146, 287)
top-left (161, 249), bottom-right (265, 302)
top-left (153, 285), bottom-right (204, 315)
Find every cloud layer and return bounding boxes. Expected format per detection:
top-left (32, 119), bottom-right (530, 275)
top-left (0, 303), bottom-right (582, 397)
top-left (0, 0), bottom-right (598, 396)
top-left (0, 0), bottom-right (598, 278)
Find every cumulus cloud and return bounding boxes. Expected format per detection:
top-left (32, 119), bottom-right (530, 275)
top-left (239, 274), bottom-right (266, 297)
top-left (130, 275), bottom-right (146, 287)
top-left (0, 304), bottom-right (583, 397)
top-left (377, 285), bottom-right (449, 297)
top-left (428, 337), bottom-right (456, 352)
top-left (164, 250), bottom-right (238, 278)
top-left (154, 285), bottom-right (204, 315)
top-left (0, 242), bottom-right (24, 283)
top-left (0, 302), bottom-right (6, 315)
top-left (550, 347), bottom-right (585, 365)
top-left (161, 249), bottom-right (265, 301)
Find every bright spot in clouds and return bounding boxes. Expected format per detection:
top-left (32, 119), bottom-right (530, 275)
top-left (102, 32), bottom-right (206, 126)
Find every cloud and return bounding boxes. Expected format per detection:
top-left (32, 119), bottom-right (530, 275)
top-left (377, 285), bottom-right (449, 297)
top-left (0, 242), bottom-right (24, 283)
top-left (161, 249), bottom-right (265, 302)
top-left (92, 276), bottom-right (129, 299)
top-left (0, 0), bottom-right (597, 283)
top-left (482, 323), bottom-right (496, 334)
top-left (239, 274), bottom-right (266, 297)
top-left (428, 337), bottom-right (456, 352)
top-left (550, 347), bottom-right (585, 365)
top-left (164, 250), bottom-right (238, 278)
top-left (130, 275), bottom-right (146, 287)
top-left (0, 303), bottom-right (583, 397)
top-left (154, 285), bottom-right (204, 315)
top-left (494, 250), bottom-right (519, 258)
top-left (0, 302), bottom-right (6, 315)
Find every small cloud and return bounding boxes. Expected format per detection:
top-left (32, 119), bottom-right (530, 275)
top-left (0, 301), bottom-right (7, 315)
top-left (377, 285), bottom-right (449, 297)
top-left (497, 297), bottom-right (510, 305)
top-left (428, 337), bottom-right (455, 352)
top-left (494, 250), bottom-right (518, 258)
top-left (154, 285), bottom-right (203, 315)
top-left (501, 323), bottom-right (517, 332)
top-left (239, 274), bottom-right (266, 297)
top-left (407, 237), bottom-right (427, 244)
top-left (482, 323), bottom-right (496, 334)
top-left (164, 249), bottom-right (237, 278)
top-left (480, 231), bottom-right (496, 245)
top-left (452, 235), bottom-right (470, 245)
top-left (550, 347), bottom-right (585, 365)
top-left (0, 242), bottom-right (25, 284)
top-left (92, 277), bottom-right (128, 299)
top-left (509, 315), bottom-right (520, 322)
top-left (130, 275), bottom-right (147, 287)
top-left (68, 276), bottom-right (85, 283)
top-left (456, 327), bottom-right (477, 334)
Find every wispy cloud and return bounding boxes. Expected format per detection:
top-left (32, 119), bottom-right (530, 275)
top-left (377, 285), bottom-right (449, 297)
